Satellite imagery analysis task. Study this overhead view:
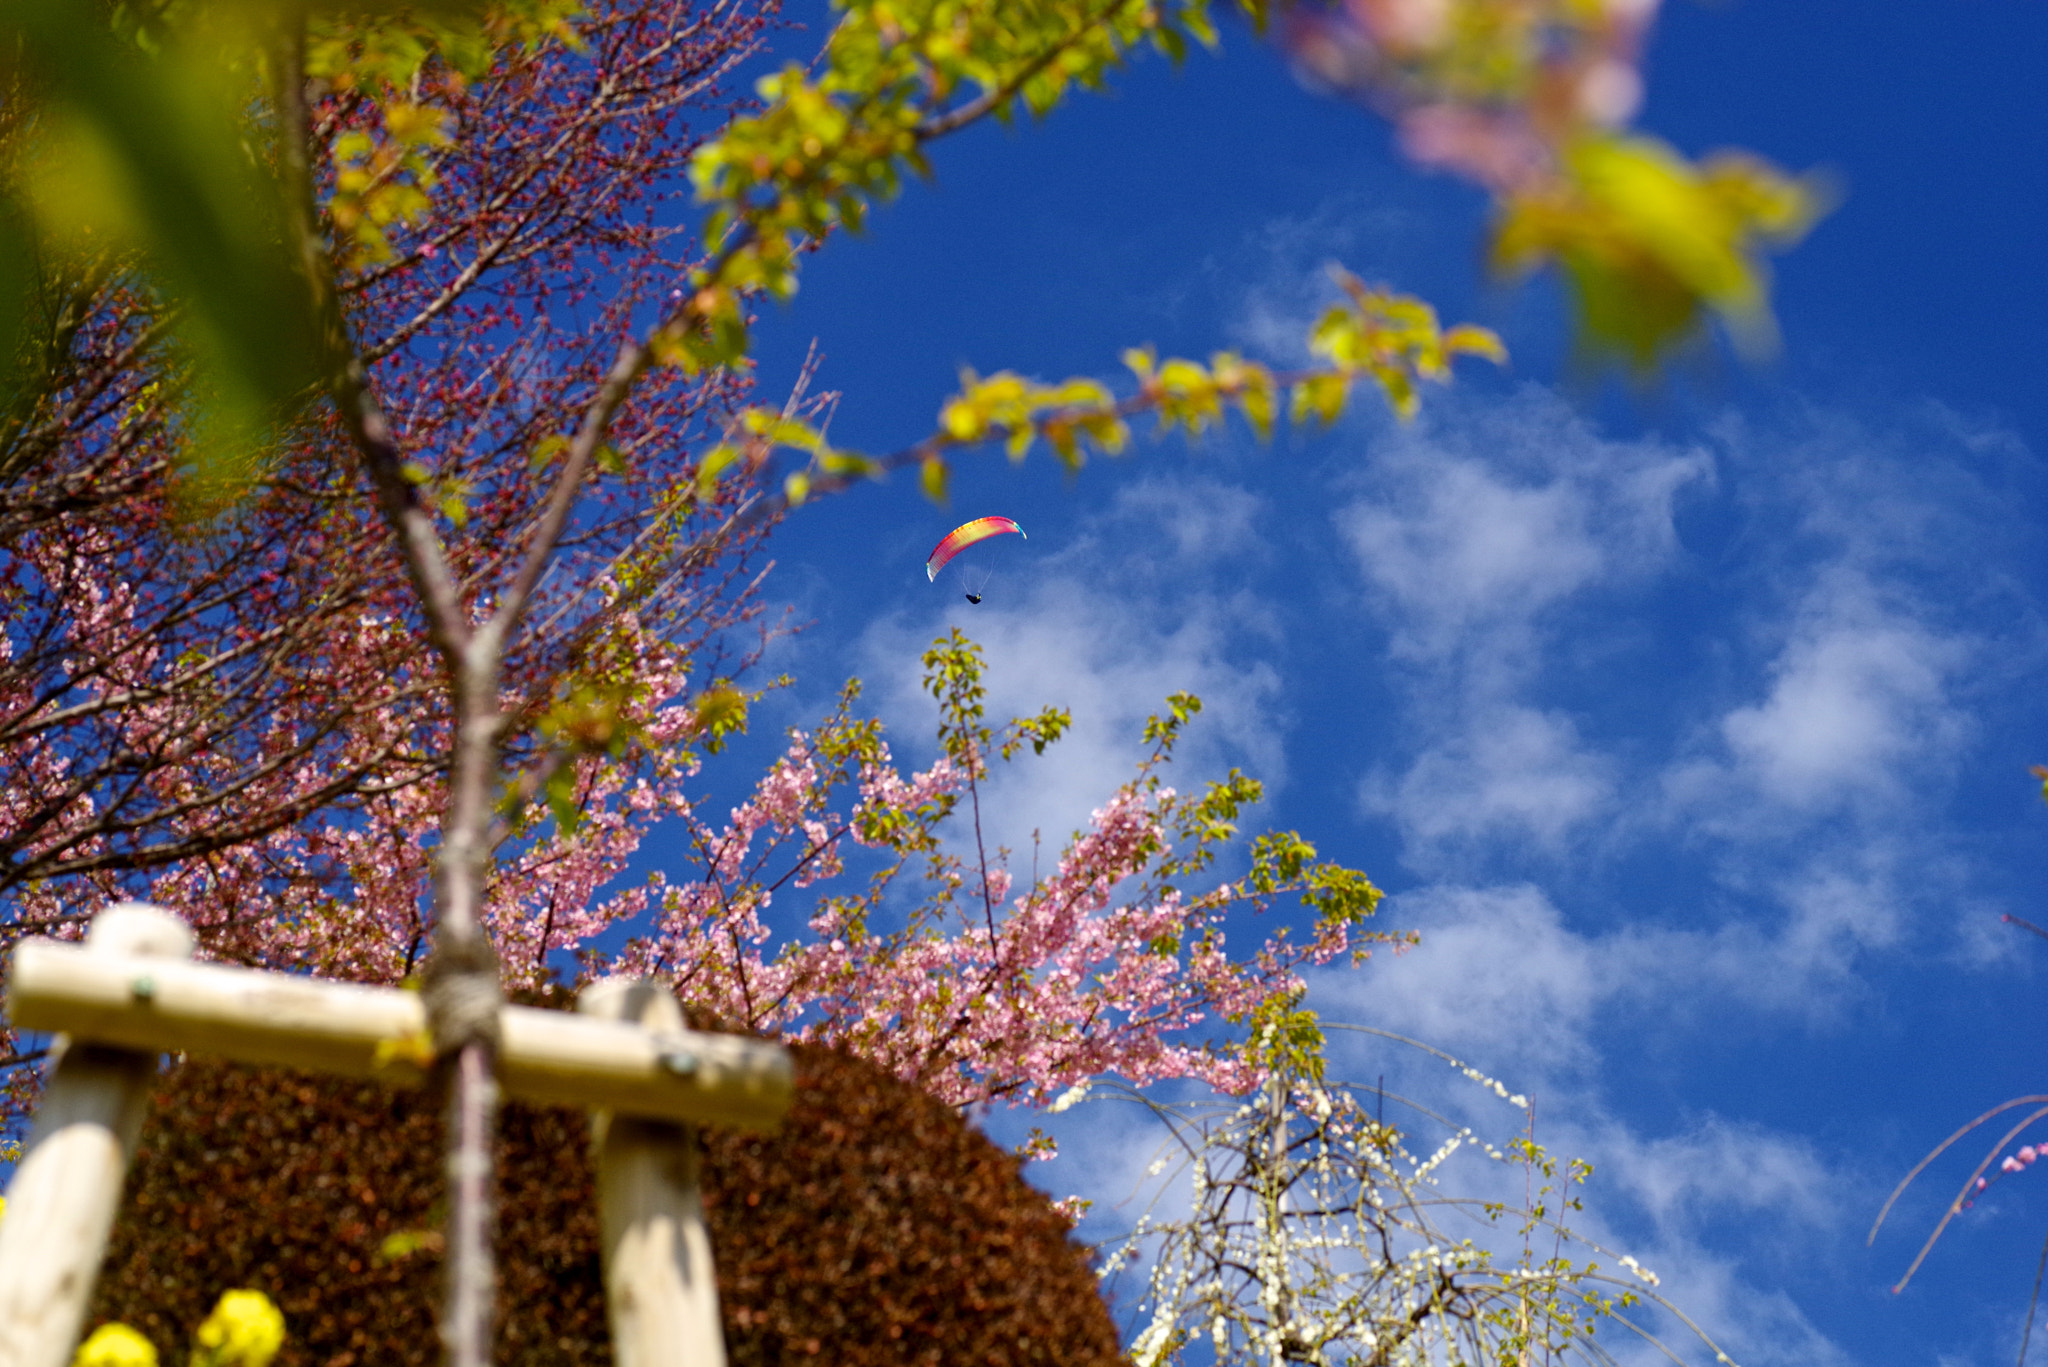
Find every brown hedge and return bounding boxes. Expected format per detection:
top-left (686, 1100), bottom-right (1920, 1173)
top-left (87, 1033), bottom-right (1121, 1367)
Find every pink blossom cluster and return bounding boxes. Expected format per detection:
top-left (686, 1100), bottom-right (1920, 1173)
top-left (1958, 1139), bottom-right (2047, 1211)
top-left (1280, 0), bottom-right (1659, 193)
top-left (588, 690), bottom-right (1387, 1108)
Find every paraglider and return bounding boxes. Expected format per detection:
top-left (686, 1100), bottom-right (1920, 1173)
top-left (926, 516), bottom-right (1025, 604)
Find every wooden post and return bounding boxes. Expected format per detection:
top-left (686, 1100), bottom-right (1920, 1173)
top-left (0, 904), bottom-right (196, 1367)
top-left (580, 979), bottom-right (727, 1367)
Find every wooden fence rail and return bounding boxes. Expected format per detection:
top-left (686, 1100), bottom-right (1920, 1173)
top-left (10, 937), bottom-right (791, 1129)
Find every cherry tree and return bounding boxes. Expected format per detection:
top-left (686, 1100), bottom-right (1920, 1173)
top-left (0, 0), bottom-right (778, 1101)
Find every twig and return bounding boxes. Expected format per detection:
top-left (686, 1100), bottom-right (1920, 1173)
top-left (2022, 1224), bottom-right (2048, 1367)
top-left (2005, 913), bottom-right (2048, 944)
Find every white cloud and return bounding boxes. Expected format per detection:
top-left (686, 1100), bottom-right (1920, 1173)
top-left (1342, 457), bottom-right (1608, 652)
top-left (1596, 1116), bottom-right (1838, 1234)
top-left (1084, 477), bottom-right (1269, 580)
top-left (1618, 1253), bottom-right (1854, 1367)
top-left (1336, 386), bottom-right (1711, 664)
top-left (1320, 388), bottom-right (2010, 982)
top-left (1321, 883), bottom-right (1602, 1074)
top-left (1686, 568), bottom-right (1970, 818)
top-left (1361, 702), bottom-right (1616, 855)
top-left (1328, 387), bottom-right (1708, 864)
top-left (1321, 863), bottom-right (1913, 1063)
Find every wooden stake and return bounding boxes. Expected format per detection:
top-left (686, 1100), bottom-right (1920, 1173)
top-left (0, 905), bottom-right (196, 1367)
top-left (581, 980), bottom-right (728, 1367)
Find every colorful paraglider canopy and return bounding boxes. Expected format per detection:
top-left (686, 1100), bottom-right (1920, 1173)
top-left (925, 516), bottom-right (1025, 583)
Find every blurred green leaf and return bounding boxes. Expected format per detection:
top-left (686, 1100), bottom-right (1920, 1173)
top-left (690, 681), bottom-right (749, 754)
top-left (5, 0), bottom-right (326, 508)
top-left (919, 453), bottom-right (949, 505)
top-left (1491, 133), bottom-right (1829, 368)
top-left (0, 204), bottom-right (44, 462)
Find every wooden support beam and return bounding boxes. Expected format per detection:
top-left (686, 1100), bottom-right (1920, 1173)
top-left (0, 905), bottom-right (196, 1367)
top-left (8, 937), bottom-right (792, 1131)
top-left (582, 979), bottom-right (728, 1367)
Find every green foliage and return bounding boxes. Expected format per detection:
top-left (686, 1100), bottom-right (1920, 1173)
top-left (1300, 268), bottom-right (1509, 420)
top-left (1493, 133), bottom-right (1827, 366)
top-left (1141, 691), bottom-right (1204, 749)
top-left (1240, 828), bottom-right (1385, 961)
top-left (694, 273), bottom-right (1507, 508)
top-left (1301, 861), bottom-right (1383, 937)
top-left (1247, 829), bottom-right (1313, 890)
top-left (1242, 991), bottom-right (1327, 1080)
top-left (324, 101), bottom-right (452, 269)
top-left (689, 680), bottom-right (753, 754)
top-left (940, 370), bottom-right (1127, 467)
top-left (298, 3), bottom-right (541, 270)
top-left (677, 0), bottom-right (1256, 371)
top-left (1004, 704), bottom-right (1074, 760)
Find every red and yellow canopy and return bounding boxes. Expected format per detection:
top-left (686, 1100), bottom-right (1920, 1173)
top-left (925, 516), bottom-right (1025, 582)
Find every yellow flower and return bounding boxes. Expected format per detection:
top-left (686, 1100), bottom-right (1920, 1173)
top-left (189, 1290), bottom-right (285, 1367)
top-left (74, 1324), bottom-right (158, 1367)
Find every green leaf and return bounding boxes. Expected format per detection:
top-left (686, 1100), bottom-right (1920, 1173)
top-left (819, 449), bottom-right (879, 479)
top-left (695, 442), bottom-right (739, 495)
top-left (375, 1228), bottom-right (443, 1264)
top-left (690, 682), bottom-right (750, 754)
top-left (920, 454), bottom-right (950, 505)
top-left (526, 433), bottom-right (570, 470)
top-left (544, 764), bottom-right (582, 835)
top-left (1289, 373), bottom-right (1349, 427)
top-left (1303, 862), bottom-right (1382, 925)
top-left (1490, 134), bottom-right (1826, 367)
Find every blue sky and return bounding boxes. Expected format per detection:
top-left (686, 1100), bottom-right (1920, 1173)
top-left (661, 4), bottom-right (2048, 1363)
